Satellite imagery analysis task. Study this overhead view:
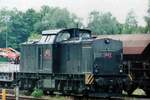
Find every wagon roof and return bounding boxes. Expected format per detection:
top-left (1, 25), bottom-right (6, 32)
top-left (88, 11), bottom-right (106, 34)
top-left (96, 34), bottom-right (150, 55)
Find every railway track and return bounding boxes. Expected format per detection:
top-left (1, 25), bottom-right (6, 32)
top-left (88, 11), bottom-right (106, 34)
top-left (65, 94), bottom-right (150, 100)
top-left (67, 96), bottom-right (150, 100)
top-left (0, 89), bottom-right (150, 100)
top-left (0, 94), bottom-right (48, 100)
top-left (0, 89), bottom-right (48, 100)
top-left (0, 94), bottom-right (149, 100)
top-left (0, 95), bottom-right (149, 100)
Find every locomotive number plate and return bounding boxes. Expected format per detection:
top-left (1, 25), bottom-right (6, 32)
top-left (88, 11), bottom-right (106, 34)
top-left (103, 52), bottom-right (112, 58)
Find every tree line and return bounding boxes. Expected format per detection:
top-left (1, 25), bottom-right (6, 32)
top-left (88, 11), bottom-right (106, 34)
top-left (0, 4), bottom-right (150, 49)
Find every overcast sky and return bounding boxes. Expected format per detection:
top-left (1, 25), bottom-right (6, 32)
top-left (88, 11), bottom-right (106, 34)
top-left (0, 0), bottom-right (148, 26)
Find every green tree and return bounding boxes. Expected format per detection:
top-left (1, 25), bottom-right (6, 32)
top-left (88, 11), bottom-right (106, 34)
top-left (0, 6), bottom-right (82, 49)
top-left (88, 11), bottom-right (121, 35)
top-left (0, 8), bottom-right (31, 49)
top-left (122, 10), bottom-right (138, 34)
top-left (145, 0), bottom-right (150, 33)
top-left (9, 9), bottom-right (30, 49)
top-left (0, 8), bottom-right (13, 48)
top-left (28, 32), bottom-right (41, 42)
top-left (34, 6), bottom-right (82, 33)
top-left (23, 8), bottom-right (40, 33)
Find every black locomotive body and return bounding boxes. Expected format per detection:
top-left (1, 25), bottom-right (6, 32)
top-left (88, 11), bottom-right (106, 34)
top-left (92, 39), bottom-right (127, 94)
top-left (18, 28), bottom-right (128, 95)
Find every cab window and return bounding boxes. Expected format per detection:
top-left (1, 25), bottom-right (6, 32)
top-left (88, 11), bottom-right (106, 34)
top-left (80, 32), bottom-right (90, 39)
top-left (39, 35), bottom-right (56, 43)
top-left (56, 32), bottom-right (70, 42)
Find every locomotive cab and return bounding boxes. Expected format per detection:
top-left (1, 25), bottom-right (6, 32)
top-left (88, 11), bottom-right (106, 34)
top-left (20, 28), bottom-right (92, 74)
top-left (53, 28), bottom-right (93, 73)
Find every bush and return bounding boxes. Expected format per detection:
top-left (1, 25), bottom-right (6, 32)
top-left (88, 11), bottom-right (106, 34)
top-left (31, 88), bottom-right (44, 97)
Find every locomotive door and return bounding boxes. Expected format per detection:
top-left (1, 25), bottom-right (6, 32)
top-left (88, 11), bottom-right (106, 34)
top-left (37, 44), bottom-right (52, 73)
top-left (38, 46), bottom-right (43, 70)
top-left (82, 44), bottom-right (93, 72)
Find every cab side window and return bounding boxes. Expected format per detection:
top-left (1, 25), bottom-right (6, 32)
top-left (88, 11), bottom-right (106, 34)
top-left (80, 32), bottom-right (90, 39)
top-left (56, 32), bottom-right (70, 42)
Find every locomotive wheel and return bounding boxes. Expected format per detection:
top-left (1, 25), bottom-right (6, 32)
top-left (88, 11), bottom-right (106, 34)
top-left (127, 89), bottom-right (135, 95)
top-left (24, 90), bottom-right (33, 96)
top-left (145, 90), bottom-right (150, 96)
top-left (126, 84), bottom-right (138, 95)
top-left (43, 90), bottom-right (54, 95)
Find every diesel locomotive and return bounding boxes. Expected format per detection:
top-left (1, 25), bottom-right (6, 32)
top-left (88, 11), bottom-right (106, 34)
top-left (0, 28), bottom-right (149, 96)
top-left (17, 28), bottom-right (129, 95)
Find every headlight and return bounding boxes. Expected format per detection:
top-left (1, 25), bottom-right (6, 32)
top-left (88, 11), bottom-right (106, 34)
top-left (104, 39), bottom-right (110, 44)
top-left (120, 69), bottom-right (123, 73)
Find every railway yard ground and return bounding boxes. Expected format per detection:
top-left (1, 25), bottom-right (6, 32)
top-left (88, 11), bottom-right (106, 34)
top-left (0, 94), bottom-right (150, 100)
top-left (0, 63), bottom-right (149, 100)
top-left (0, 88), bottom-right (149, 100)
